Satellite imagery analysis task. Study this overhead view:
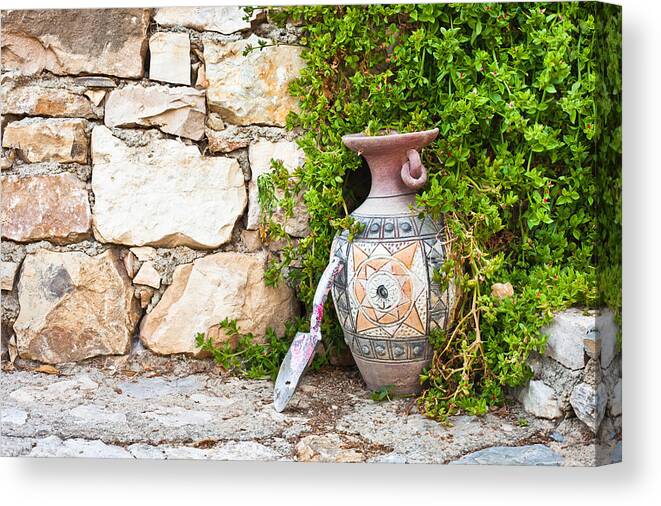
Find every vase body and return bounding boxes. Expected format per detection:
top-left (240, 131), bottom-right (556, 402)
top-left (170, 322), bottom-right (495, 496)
top-left (330, 129), bottom-right (453, 395)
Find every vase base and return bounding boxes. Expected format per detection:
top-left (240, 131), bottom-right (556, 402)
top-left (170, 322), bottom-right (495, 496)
top-left (353, 355), bottom-right (430, 396)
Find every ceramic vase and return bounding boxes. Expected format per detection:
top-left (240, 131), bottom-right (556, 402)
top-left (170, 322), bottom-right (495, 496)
top-left (330, 128), bottom-right (454, 394)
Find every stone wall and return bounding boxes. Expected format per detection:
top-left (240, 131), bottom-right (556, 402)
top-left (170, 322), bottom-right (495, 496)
top-left (1, 7), bottom-right (306, 363)
top-left (514, 308), bottom-right (621, 459)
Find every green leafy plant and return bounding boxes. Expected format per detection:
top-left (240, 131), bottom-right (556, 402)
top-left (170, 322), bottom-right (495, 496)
top-left (195, 317), bottom-right (326, 381)
top-left (256, 2), bottom-right (620, 423)
top-left (371, 385), bottom-right (396, 402)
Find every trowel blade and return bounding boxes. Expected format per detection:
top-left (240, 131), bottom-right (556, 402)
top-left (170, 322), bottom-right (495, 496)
top-left (273, 331), bottom-right (319, 412)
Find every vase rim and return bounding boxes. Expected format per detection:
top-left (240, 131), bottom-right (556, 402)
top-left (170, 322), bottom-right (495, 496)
top-left (341, 128), bottom-right (439, 156)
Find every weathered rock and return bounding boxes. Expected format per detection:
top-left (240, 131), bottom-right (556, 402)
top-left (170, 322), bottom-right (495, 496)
top-left (1, 83), bottom-right (100, 118)
top-left (451, 444), bottom-right (563, 466)
top-left (154, 6), bottom-right (258, 34)
top-left (542, 308), bottom-right (593, 370)
top-left (206, 113), bottom-right (225, 132)
top-left (1, 261), bottom-right (19, 291)
top-left (149, 32), bottom-right (191, 86)
top-left (570, 382), bottom-right (608, 433)
top-left (1, 173), bottom-right (91, 243)
top-left (13, 249), bottom-right (140, 364)
top-left (211, 441), bottom-right (282, 461)
top-left (597, 309), bottom-right (618, 368)
top-left (84, 90), bottom-right (106, 107)
top-left (241, 229), bottom-right (263, 252)
top-left (1, 406), bottom-right (28, 426)
top-left (1, 152), bottom-right (14, 170)
top-left (104, 84), bottom-right (205, 140)
top-left (2, 118), bottom-right (88, 164)
top-left (295, 434), bottom-right (365, 463)
top-left (583, 328), bottom-right (601, 358)
top-left (135, 286), bottom-right (155, 309)
top-left (491, 282), bottom-right (513, 299)
top-left (140, 252), bottom-right (297, 355)
top-left (247, 139), bottom-right (309, 236)
top-left (130, 246), bottom-right (157, 262)
top-left (122, 251), bottom-right (139, 279)
top-left (91, 126), bottom-right (246, 249)
top-left (194, 63), bottom-right (207, 89)
top-left (133, 262), bottom-right (161, 289)
top-left (609, 378), bottom-right (622, 416)
top-left (582, 356), bottom-right (602, 387)
top-left (526, 352), bottom-right (582, 412)
top-left (516, 380), bottom-right (562, 419)
top-left (29, 435), bottom-right (132, 459)
top-left (205, 35), bottom-right (304, 126)
top-left (1, 9), bottom-right (150, 78)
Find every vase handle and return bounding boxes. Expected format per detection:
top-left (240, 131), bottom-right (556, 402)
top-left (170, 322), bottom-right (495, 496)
top-left (400, 149), bottom-right (427, 190)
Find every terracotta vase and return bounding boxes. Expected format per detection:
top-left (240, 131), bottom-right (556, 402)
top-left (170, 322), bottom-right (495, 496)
top-left (330, 128), bottom-right (453, 395)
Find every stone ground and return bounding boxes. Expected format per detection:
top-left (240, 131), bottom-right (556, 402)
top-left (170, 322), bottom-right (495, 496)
top-left (0, 353), bottom-right (619, 466)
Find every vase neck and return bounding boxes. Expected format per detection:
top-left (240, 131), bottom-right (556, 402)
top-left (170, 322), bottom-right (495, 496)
top-left (364, 153), bottom-right (411, 198)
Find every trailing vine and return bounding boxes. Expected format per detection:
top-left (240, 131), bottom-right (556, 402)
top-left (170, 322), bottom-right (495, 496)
top-left (251, 3), bottom-right (621, 422)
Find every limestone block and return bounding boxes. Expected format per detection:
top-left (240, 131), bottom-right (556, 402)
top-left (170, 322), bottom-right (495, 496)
top-left (154, 6), bottom-right (259, 34)
top-left (91, 126), bottom-right (246, 249)
top-left (130, 247), bottom-right (157, 262)
top-left (597, 308), bottom-right (618, 368)
top-left (13, 249), bottom-right (140, 364)
top-left (133, 262), bottom-right (161, 289)
top-left (139, 252), bottom-right (297, 355)
top-left (1, 262), bottom-right (19, 291)
top-left (104, 83), bottom-right (205, 140)
top-left (122, 251), bottom-right (139, 279)
top-left (1, 173), bottom-right (91, 243)
top-left (2, 118), bottom-right (88, 164)
top-left (517, 380), bottom-right (563, 419)
top-left (451, 444), bottom-right (563, 466)
top-left (84, 90), bottom-right (106, 107)
top-left (1, 9), bottom-right (150, 78)
top-left (149, 32), bottom-right (191, 86)
top-left (1, 83), bottom-right (100, 118)
top-left (541, 308), bottom-right (593, 370)
top-left (295, 434), bottom-right (365, 463)
top-left (205, 35), bottom-right (304, 126)
top-left (570, 382), bottom-right (608, 433)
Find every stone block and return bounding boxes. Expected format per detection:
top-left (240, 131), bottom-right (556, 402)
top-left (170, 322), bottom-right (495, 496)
top-left (597, 308), bottom-right (618, 368)
top-left (13, 249), bottom-right (140, 364)
top-left (1, 173), bottom-right (91, 243)
top-left (2, 118), bottom-right (88, 164)
top-left (1, 262), bottom-right (19, 291)
top-left (541, 308), bottom-right (593, 370)
top-left (1, 82), bottom-right (100, 118)
top-left (1, 9), bottom-right (150, 78)
top-left (205, 35), bottom-right (304, 126)
top-left (516, 380), bottom-right (563, 419)
top-left (139, 252), bottom-right (297, 355)
top-left (570, 382), bottom-right (608, 433)
top-left (91, 126), bottom-right (246, 249)
top-left (149, 32), bottom-right (191, 86)
top-left (154, 6), bottom-right (259, 34)
top-left (104, 83), bottom-right (205, 140)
